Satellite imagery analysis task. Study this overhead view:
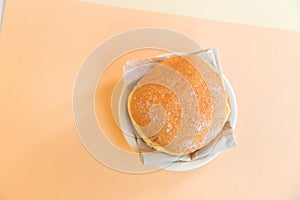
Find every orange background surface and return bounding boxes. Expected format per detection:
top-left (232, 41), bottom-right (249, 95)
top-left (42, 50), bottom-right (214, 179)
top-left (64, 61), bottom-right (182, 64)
top-left (0, 0), bottom-right (300, 199)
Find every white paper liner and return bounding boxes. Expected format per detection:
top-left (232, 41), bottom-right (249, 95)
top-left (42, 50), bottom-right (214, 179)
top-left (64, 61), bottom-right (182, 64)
top-left (122, 49), bottom-right (236, 166)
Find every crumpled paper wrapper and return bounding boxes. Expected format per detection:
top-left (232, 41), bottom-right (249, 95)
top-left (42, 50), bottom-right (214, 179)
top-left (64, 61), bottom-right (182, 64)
top-left (122, 49), bottom-right (236, 167)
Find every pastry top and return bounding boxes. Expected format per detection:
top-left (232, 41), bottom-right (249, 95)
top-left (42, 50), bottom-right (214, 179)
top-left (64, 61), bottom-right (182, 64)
top-left (127, 55), bottom-right (228, 155)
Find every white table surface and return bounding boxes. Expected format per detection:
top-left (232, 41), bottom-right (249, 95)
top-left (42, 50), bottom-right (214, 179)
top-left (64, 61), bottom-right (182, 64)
top-left (0, 0), bottom-right (4, 31)
top-left (83, 0), bottom-right (300, 31)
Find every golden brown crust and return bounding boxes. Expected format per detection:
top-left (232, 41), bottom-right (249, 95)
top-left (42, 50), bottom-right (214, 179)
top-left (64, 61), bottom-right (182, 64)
top-left (128, 83), bottom-right (181, 147)
top-left (128, 55), bottom-right (227, 155)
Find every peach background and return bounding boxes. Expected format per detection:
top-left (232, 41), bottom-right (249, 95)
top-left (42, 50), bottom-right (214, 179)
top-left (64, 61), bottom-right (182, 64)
top-left (0, 0), bottom-right (300, 199)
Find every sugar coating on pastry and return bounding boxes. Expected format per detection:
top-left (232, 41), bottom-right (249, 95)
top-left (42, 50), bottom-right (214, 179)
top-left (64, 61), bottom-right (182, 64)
top-left (128, 55), bottom-right (228, 155)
